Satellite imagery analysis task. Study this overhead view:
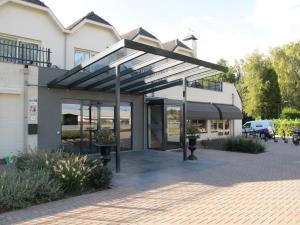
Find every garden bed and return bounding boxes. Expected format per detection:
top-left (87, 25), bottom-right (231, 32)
top-left (201, 136), bottom-right (266, 154)
top-left (0, 150), bottom-right (113, 213)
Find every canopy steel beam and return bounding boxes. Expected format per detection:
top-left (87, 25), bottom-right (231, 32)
top-left (47, 41), bottom-right (124, 88)
top-left (126, 65), bottom-right (199, 92)
top-left (115, 65), bottom-right (121, 173)
top-left (98, 61), bottom-right (184, 92)
top-left (129, 79), bottom-right (168, 93)
top-left (139, 79), bottom-right (183, 95)
top-left (67, 51), bottom-right (146, 89)
top-left (84, 56), bottom-right (167, 90)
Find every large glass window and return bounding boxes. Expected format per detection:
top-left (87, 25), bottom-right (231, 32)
top-left (61, 101), bottom-right (132, 153)
top-left (61, 103), bottom-right (81, 152)
top-left (188, 120), bottom-right (207, 133)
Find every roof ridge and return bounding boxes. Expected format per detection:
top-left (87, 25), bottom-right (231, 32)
top-left (67, 11), bottom-right (112, 30)
top-left (22, 0), bottom-right (48, 8)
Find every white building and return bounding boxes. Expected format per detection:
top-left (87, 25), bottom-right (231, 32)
top-left (0, 0), bottom-right (242, 159)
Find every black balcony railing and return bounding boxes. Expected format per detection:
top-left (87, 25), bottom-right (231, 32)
top-left (188, 79), bottom-right (223, 92)
top-left (0, 42), bottom-right (51, 67)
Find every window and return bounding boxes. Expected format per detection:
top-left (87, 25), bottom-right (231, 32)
top-left (210, 120), bottom-right (218, 133)
top-left (211, 120), bottom-right (230, 135)
top-left (74, 49), bottom-right (97, 66)
top-left (0, 37), bottom-right (39, 64)
top-left (242, 122), bottom-right (251, 129)
top-left (0, 37), bottom-right (17, 62)
top-left (188, 120), bottom-right (207, 133)
top-left (19, 41), bottom-right (39, 64)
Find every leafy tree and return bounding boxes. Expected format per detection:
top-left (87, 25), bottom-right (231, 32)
top-left (205, 58), bottom-right (237, 83)
top-left (280, 107), bottom-right (300, 119)
top-left (270, 42), bottom-right (300, 110)
top-left (237, 52), bottom-right (281, 119)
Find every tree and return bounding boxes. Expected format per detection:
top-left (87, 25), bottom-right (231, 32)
top-left (206, 58), bottom-right (237, 83)
top-left (270, 42), bottom-right (300, 110)
top-left (237, 52), bottom-right (281, 119)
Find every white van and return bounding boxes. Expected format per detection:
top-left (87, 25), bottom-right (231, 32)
top-left (242, 120), bottom-right (275, 138)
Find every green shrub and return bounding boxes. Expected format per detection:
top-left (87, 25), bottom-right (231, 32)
top-left (16, 149), bottom-right (69, 171)
top-left (87, 159), bottom-right (113, 189)
top-left (272, 119), bottom-right (300, 136)
top-left (52, 155), bottom-right (92, 192)
top-left (201, 136), bottom-right (265, 154)
top-left (0, 170), bottom-right (62, 211)
top-left (280, 107), bottom-right (300, 120)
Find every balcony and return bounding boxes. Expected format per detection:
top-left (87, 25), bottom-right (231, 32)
top-left (0, 42), bottom-right (51, 67)
top-left (188, 79), bottom-right (223, 92)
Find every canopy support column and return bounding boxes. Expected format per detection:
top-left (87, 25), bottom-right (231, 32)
top-left (182, 78), bottom-right (187, 161)
top-left (115, 65), bottom-right (121, 173)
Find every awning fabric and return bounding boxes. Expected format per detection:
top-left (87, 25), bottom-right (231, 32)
top-left (187, 102), bottom-right (242, 120)
top-left (215, 104), bottom-right (243, 120)
top-left (187, 102), bottom-right (220, 120)
top-left (47, 39), bottom-right (227, 95)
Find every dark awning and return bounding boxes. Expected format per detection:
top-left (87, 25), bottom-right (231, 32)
top-left (187, 102), bottom-right (220, 120)
top-left (47, 39), bottom-right (227, 94)
top-left (215, 104), bottom-right (243, 120)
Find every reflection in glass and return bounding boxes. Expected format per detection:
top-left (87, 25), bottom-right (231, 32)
top-left (61, 103), bottom-right (81, 152)
top-left (166, 106), bottom-right (181, 148)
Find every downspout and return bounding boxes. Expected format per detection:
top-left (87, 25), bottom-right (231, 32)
top-left (23, 65), bottom-right (29, 152)
top-left (64, 34), bottom-right (67, 69)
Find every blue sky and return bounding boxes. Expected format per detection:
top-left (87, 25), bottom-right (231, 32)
top-left (45, 0), bottom-right (300, 64)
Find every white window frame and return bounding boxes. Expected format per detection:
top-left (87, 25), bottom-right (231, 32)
top-left (74, 48), bottom-right (98, 67)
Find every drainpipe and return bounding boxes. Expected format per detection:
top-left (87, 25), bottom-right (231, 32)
top-left (23, 65), bottom-right (29, 152)
top-left (64, 34), bottom-right (67, 69)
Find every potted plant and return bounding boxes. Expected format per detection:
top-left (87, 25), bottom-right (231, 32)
top-left (186, 126), bottom-right (199, 160)
top-left (94, 128), bottom-right (115, 165)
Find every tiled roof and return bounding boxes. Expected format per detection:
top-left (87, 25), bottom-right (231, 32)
top-left (121, 27), bottom-right (158, 40)
top-left (22, 0), bottom-right (48, 8)
top-left (163, 39), bottom-right (191, 52)
top-left (67, 11), bottom-right (112, 30)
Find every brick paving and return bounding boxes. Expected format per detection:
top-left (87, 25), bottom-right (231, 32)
top-left (1, 141), bottom-right (300, 224)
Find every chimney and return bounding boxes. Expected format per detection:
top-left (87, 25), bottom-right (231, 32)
top-left (183, 34), bottom-right (198, 58)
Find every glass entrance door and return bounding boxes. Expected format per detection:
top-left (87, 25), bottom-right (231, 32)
top-left (81, 104), bottom-right (99, 153)
top-left (166, 106), bottom-right (182, 149)
top-left (148, 105), bottom-right (163, 149)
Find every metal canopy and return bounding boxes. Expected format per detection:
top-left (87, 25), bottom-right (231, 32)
top-left (47, 39), bottom-right (227, 94)
top-left (47, 39), bottom-right (227, 173)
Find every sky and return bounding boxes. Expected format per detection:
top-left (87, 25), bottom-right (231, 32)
top-left (44, 0), bottom-right (300, 64)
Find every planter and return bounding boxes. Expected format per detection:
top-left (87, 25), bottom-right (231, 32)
top-left (187, 136), bottom-right (198, 160)
top-left (94, 144), bottom-right (115, 165)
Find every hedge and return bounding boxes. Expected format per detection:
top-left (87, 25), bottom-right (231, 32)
top-left (201, 136), bottom-right (265, 154)
top-left (272, 119), bottom-right (300, 136)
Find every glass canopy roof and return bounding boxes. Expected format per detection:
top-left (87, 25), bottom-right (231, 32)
top-left (48, 39), bottom-right (227, 95)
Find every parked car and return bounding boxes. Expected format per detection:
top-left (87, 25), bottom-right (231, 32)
top-left (292, 130), bottom-right (300, 145)
top-left (242, 120), bottom-right (275, 138)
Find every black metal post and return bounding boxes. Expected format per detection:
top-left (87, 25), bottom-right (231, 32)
top-left (115, 65), bottom-right (121, 173)
top-left (183, 78), bottom-right (187, 161)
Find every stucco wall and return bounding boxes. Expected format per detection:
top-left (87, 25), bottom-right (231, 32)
top-left (0, 2), bottom-right (65, 69)
top-left (38, 67), bottom-right (144, 150)
top-left (0, 62), bottom-right (38, 158)
top-left (151, 82), bottom-right (242, 109)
